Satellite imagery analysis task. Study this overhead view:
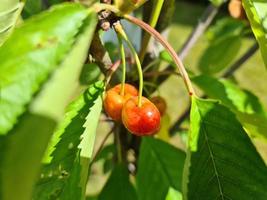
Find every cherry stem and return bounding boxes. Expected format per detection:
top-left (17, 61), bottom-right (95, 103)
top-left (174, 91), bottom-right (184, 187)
top-left (115, 32), bottom-right (126, 96)
top-left (105, 59), bottom-right (121, 88)
top-left (124, 14), bottom-right (196, 96)
top-left (114, 22), bottom-right (144, 107)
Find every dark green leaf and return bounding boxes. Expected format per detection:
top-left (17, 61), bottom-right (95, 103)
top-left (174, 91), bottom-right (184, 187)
top-left (34, 81), bottom-right (104, 199)
top-left (243, 0), bottom-right (267, 68)
top-left (80, 63), bottom-right (101, 85)
top-left (137, 137), bottom-right (186, 200)
top-left (22, 0), bottom-right (44, 18)
top-left (99, 164), bottom-right (137, 200)
top-left (183, 97), bottom-right (267, 200)
top-left (0, 3), bottom-right (94, 135)
top-left (192, 75), bottom-right (267, 140)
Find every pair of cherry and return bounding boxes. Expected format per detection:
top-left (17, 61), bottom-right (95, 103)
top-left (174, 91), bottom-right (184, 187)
top-left (104, 83), bottom-right (161, 136)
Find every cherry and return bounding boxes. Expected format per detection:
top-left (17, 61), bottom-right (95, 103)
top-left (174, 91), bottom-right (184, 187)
top-left (150, 96), bottom-right (167, 116)
top-left (104, 83), bottom-right (138, 121)
top-left (122, 96), bottom-right (161, 136)
top-left (228, 0), bottom-right (246, 20)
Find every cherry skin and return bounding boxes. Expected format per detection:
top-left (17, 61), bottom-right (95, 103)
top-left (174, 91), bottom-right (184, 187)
top-left (104, 83), bottom-right (138, 121)
top-left (122, 96), bottom-right (161, 136)
top-left (150, 96), bottom-right (167, 116)
top-left (228, 0), bottom-right (246, 20)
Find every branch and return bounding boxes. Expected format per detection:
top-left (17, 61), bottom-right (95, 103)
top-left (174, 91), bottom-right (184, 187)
top-left (90, 125), bottom-right (115, 165)
top-left (169, 42), bottom-right (259, 135)
top-left (157, 3), bottom-right (219, 86)
top-left (179, 4), bottom-right (219, 60)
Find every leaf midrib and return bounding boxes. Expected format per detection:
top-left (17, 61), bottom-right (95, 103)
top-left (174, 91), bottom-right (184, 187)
top-left (194, 105), bottom-right (225, 200)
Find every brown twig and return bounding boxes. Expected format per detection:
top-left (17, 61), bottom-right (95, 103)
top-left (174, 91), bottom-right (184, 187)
top-left (156, 3), bottom-right (220, 86)
top-left (105, 59), bottom-right (121, 87)
top-left (90, 125), bottom-right (115, 165)
top-left (179, 4), bottom-right (219, 60)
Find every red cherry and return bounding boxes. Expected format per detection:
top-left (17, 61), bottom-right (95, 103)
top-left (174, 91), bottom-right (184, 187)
top-left (122, 96), bottom-right (161, 136)
top-left (104, 83), bottom-right (138, 121)
top-left (150, 96), bottom-right (167, 116)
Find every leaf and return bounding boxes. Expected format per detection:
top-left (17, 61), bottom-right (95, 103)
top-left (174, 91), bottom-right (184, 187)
top-left (165, 188), bottom-right (182, 200)
top-left (183, 97), bottom-right (267, 200)
top-left (22, 0), bottom-right (43, 18)
top-left (198, 35), bottom-right (242, 74)
top-left (160, 50), bottom-right (174, 66)
top-left (208, 0), bottom-right (225, 7)
top-left (206, 17), bottom-right (246, 41)
top-left (79, 96), bottom-right (103, 199)
top-left (0, 6), bottom-right (97, 200)
top-left (0, 1), bottom-right (23, 45)
top-left (33, 81), bottom-right (104, 199)
top-left (137, 137), bottom-right (186, 200)
top-left (0, 3), bottom-right (93, 135)
top-left (192, 75), bottom-right (267, 140)
top-left (243, 0), bottom-right (267, 68)
top-left (98, 164), bottom-right (137, 200)
top-left (79, 63), bottom-right (101, 85)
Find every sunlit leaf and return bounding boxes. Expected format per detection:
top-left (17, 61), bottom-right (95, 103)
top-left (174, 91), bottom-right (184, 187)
top-left (243, 0), bottom-right (267, 68)
top-left (209, 0), bottom-right (225, 7)
top-left (0, 3), bottom-right (93, 135)
top-left (165, 187), bottom-right (182, 200)
top-left (0, 5), bottom-right (97, 200)
top-left (33, 82), bottom-right (104, 199)
top-left (192, 75), bottom-right (267, 140)
top-left (0, 1), bottom-right (23, 45)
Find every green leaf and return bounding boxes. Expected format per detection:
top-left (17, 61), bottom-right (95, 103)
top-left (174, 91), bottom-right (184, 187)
top-left (243, 0), bottom-right (267, 68)
top-left (80, 63), bottom-right (101, 85)
top-left (22, 0), bottom-right (43, 18)
top-left (0, 5), bottom-right (97, 200)
top-left (160, 50), bottom-right (174, 65)
top-left (183, 97), bottom-right (267, 200)
top-left (33, 81), bottom-right (104, 199)
top-left (192, 75), bottom-right (267, 140)
top-left (137, 137), bottom-right (186, 200)
top-left (206, 17), bottom-right (246, 41)
top-left (208, 0), bottom-right (225, 7)
top-left (0, 1), bottom-right (23, 45)
top-left (0, 3), bottom-right (94, 135)
top-left (165, 188), bottom-right (182, 200)
top-left (198, 35), bottom-right (242, 74)
top-left (99, 164), bottom-right (137, 200)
